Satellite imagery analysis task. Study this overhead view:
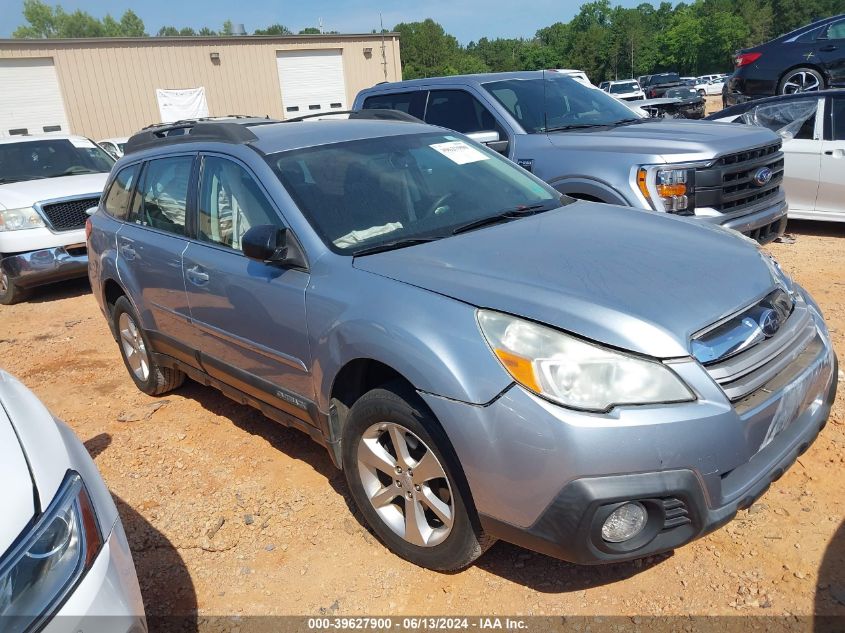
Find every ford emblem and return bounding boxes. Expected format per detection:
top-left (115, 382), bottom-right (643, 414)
top-left (753, 166), bottom-right (773, 187)
top-left (758, 308), bottom-right (781, 337)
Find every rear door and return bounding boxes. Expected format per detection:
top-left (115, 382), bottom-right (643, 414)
top-left (815, 94), bottom-right (845, 217)
top-left (117, 154), bottom-right (196, 366)
top-left (181, 153), bottom-right (314, 420)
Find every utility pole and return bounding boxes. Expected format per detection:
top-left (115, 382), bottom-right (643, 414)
top-left (631, 37), bottom-right (634, 78)
top-left (380, 13), bottom-right (388, 81)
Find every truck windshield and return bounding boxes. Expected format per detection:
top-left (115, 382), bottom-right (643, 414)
top-left (482, 76), bottom-right (639, 134)
top-left (610, 82), bottom-right (639, 94)
top-left (645, 73), bottom-right (680, 86)
top-left (0, 138), bottom-right (114, 184)
top-left (267, 132), bottom-right (563, 254)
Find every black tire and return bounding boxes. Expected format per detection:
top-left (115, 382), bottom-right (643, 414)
top-left (341, 385), bottom-right (494, 571)
top-left (0, 265), bottom-right (28, 305)
top-left (112, 296), bottom-right (185, 395)
top-left (698, 89), bottom-right (706, 96)
top-left (777, 67), bottom-right (825, 95)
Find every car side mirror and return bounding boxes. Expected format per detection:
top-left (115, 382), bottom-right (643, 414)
top-left (466, 130), bottom-right (509, 155)
top-left (86, 206), bottom-right (98, 216)
top-left (242, 225), bottom-right (307, 269)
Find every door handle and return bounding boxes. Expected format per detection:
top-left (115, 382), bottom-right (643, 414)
top-left (819, 44), bottom-right (838, 52)
top-left (120, 244), bottom-right (136, 260)
top-left (824, 149), bottom-right (845, 157)
top-left (186, 265), bottom-right (210, 285)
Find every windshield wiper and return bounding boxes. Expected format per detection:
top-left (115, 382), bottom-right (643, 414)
top-left (451, 203), bottom-right (556, 236)
top-left (543, 123), bottom-right (612, 132)
top-left (352, 237), bottom-right (439, 257)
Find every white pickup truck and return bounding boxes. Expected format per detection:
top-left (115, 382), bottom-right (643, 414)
top-left (0, 134), bottom-right (113, 304)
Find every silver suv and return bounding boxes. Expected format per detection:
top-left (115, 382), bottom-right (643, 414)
top-left (355, 71), bottom-right (789, 243)
top-left (88, 116), bottom-right (836, 571)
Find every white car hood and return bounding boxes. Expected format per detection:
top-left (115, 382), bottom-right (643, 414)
top-left (0, 396), bottom-right (36, 554)
top-left (0, 173), bottom-right (108, 211)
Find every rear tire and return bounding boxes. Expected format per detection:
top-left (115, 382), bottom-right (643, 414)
top-left (341, 385), bottom-right (494, 571)
top-left (778, 67), bottom-right (825, 94)
top-left (112, 296), bottom-right (185, 395)
top-left (0, 267), bottom-right (28, 305)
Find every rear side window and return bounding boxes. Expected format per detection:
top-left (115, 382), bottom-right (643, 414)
top-left (103, 164), bottom-right (139, 220)
top-left (832, 97), bottom-right (845, 141)
top-left (198, 156), bottom-right (281, 251)
top-left (134, 156), bottom-right (193, 235)
top-left (362, 91), bottom-right (427, 119)
top-left (424, 89), bottom-right (503, 136)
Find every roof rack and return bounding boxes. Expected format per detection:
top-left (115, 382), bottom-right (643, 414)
top-left (125, 118), bottom-right (278, 155)
top-left (284, 109), bottom-right (422, 123)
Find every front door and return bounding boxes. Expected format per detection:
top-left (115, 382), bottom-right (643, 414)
top-left (182, 154), bottom-right (314, 421)
top-left (816, 18), bottom-right (845, 86)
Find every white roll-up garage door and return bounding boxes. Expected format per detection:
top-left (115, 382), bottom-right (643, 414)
top-left (276, 49), bottom-right (347, 118)
top-left (0, 58), bottom-right (70, 137)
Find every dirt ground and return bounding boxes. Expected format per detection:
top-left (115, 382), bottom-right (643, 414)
top-left (0, 219), bottom-right (843, 626)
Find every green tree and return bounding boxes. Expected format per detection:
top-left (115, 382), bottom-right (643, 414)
top-left (393, 19), bottom-right (464, 78)
top-left (198, 27), bottom-right (216, 36)
top-left (157, 26), bottom-right (180, 37)
top-left (299, 27), bottom-right (322, 34)
top-left (119, 10), bottom-right (146, 36)
top-left (13, 0), bottom-right (147, 38)
top-left (254, 23), bottom-right (293, 35)
top-left (221, 19), bottom-right (234, 36)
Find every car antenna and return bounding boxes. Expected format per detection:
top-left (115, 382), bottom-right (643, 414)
top-left (543, 68), bottom-right (548, 132)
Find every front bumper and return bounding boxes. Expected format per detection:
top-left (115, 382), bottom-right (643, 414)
top-left (420, 303), bottom-right (836, 564)
top-left (699, 196), bottom-right (788, 245)
top-left (45, 521), bottom-right (146, 633)
top-left (1, 245), bottom-right (88, 289)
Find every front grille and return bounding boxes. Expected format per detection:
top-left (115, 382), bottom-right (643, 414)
top-left (694, 142), bottom-right (784, 217)
top-left (701, 301), bottom-right (820, 412)
top-left (40, 196), bottom-right (100, 232)
top-left (662, 497), bottom-right (691, 530)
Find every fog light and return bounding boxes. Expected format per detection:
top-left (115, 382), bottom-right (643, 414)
top-left (601, 502), bottom-right (647, 543)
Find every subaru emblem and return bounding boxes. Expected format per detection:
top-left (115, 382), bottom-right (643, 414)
top-left (758, 308), bottom-right (780, 337)
top-left (753, 167), bottom-right (773, 187)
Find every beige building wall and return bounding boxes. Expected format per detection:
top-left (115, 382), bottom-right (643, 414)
top-left (0, 34), bottom-right (401, 139)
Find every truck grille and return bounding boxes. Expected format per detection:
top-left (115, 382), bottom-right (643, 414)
top-left (695, 142), bottom-right (784, 216)
top-left (40, 197), bottom-right (100, 232)
top-left (699, 300), bottom-right (820, 413)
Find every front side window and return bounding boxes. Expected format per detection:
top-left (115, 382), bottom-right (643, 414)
top-left (103, 164), bottom-right (139, 220)
top-left (483, 76), bottom-right (639, 133)
top-left (362, 92), bottom-right (427, 119)
top-left (832, 97), bottom-right (845, 141)
top-left (267, 132), bottom-right (562, 254)
top-left (134, 156), bottom-right (193, 235)
top-left (198, 156), bottom-right (280, 251)
top-left (424, 90), bottom-right (503, 136)
top-left (0, 138), bottom-right (114, 185)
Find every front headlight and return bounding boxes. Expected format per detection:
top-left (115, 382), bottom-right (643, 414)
top-left (0, 472), bottom-right (102, 632)
top-left (0, 208), bottom-right (45, 231)
top-left (636, 166), bottom-right (696, 214)
top-left (477, 310), bottom-right (694, 412)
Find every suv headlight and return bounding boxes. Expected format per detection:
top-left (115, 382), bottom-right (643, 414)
top-left (477, 310), bottom-right (694, 412)
top-left (0, 472), bottom-right (103, 632)
top-left (0, 208), bottom-right (45, 231)
top-left (636, 166), bottom-right (696, 214)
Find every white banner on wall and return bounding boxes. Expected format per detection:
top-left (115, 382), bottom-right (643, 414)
top-left (155, 87), bottom-right (209, 122)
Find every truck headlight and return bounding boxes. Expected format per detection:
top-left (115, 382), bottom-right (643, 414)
top-left (0, 208), bottom-right (45, 231)
top-left (477, 310), bottom-right (694, 412)
top-left (636, 167), bottom-right (696, 214)
top-left (0, 472), bottom-right (103, 632)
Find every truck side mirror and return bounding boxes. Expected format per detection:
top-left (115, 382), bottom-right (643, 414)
top-left (466, 130), bottom-right (509, 155)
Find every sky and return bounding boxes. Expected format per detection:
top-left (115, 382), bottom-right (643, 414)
top-left (0, 0), bottom-right (665, 43)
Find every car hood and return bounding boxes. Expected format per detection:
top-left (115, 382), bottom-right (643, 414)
top-left (353, 203), bottom-right (777, 358)
top-left (545, 120), bottom-right (780, 162)
top-left (0, 173), bottom-right (108, 210)
top-left (0, 391), bottom-right (36, 554)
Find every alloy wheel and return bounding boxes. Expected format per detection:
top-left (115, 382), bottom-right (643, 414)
top-left (357, 422), bottom-right (454, 547)
top-left (118, 312), bottom-right (150, 382)
top-left (782, 71), bottom-right (821, 94)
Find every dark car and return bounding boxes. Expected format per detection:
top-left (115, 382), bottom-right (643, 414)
top-left (663, 87), bottom-right (706, 119)
top-left (727, 14), bottom-right (845, 106)
top-left (641, 73), bottom-right (683, 98)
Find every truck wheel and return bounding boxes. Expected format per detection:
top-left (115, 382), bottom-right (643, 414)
top-left (0, 268), bottom-right (28, 305)
top-left (778, 67), bottom-right (825, 94)
top-left (342, 385), bottom-right (494, 571)
top-left (112, 296), bottom-right (185, 395)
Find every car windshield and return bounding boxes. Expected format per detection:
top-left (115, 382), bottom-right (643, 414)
top-left (666, 88), bottom-right (699, 99)
top-left (646, 73), bottom-right (680, 86)
top-left (610, 82), bottom-right (639, 94)
top-left (0, 138), bottom-right (114, 184)
top-left (267, 132), bottom-right (563, 254)
top-left (482, 76), bottom-right (639, 133)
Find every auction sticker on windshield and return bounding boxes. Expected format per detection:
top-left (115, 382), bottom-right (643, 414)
top-left (430, 140), bottom-right (490, 165)
top-left (69, 138), bottom-right (97, 149)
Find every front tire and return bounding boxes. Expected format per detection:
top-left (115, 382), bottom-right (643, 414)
top-left (112, 296), bottom-right (185, 395)
top-left (341, 386), bottom-right (493, 571)
top-left (0, 266), bottom-right (28, 305)
top-left (778, 67), bottom-right (825, 94)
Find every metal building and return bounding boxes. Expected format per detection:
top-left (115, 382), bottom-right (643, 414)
top-left (0, 33), bottom-right (401, 139)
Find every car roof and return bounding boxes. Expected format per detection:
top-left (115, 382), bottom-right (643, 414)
top-left (360, 70), bottom-right (584, 92)
top-left (99, 137), bottom-right (129, 143)
top-left (0, 133), bottom-right (89, 145)
top-left (775, 13), bottom-right (844, 42)
top-left (708, 89), bottom-right (845, 119)
top-left (250, 119), bottom-right (441, 153)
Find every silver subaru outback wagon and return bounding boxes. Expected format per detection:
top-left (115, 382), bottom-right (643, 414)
top-left (87, 115), bottom-right (837, 570)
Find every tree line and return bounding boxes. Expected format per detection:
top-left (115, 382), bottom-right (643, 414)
top-left (11, 0), bottom-right (845, 81)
